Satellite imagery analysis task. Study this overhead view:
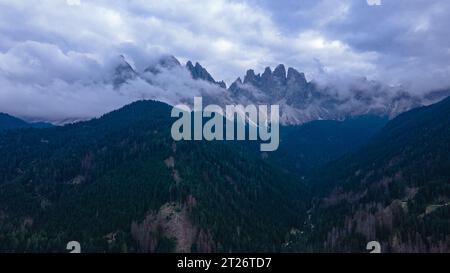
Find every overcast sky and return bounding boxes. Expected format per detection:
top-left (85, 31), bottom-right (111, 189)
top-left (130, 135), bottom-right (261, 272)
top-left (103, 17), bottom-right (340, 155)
top-left (0, 0), bottom-right (449, 121)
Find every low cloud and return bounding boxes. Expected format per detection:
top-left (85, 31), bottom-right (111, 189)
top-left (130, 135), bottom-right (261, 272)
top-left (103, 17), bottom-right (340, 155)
top-left (0, 0), bottom-right (449, 122)
top-left (0, 40), bottom-right (228, 122)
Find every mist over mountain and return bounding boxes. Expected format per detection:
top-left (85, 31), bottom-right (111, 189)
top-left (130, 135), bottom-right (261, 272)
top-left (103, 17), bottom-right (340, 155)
top-left (226, 64), bottom-right (446, 124)
top-left (112, 54), bottom-right (450, 125)
top-left (2, 0), bottom-right (450, 124)
top-left (3, 50), bottom-right (445, 125)
top-left (0, 0), bottom-right (449, 255)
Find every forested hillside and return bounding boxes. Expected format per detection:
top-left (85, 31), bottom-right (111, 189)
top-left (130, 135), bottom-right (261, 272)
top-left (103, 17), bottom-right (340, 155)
top-left (268, 116), bottom-right (387, 176)
top-left (0, 113), bottom-right (30, 131)
top-left (292, 97), bottom-right (450, 252)
top-left (1, 97), bottom-right (448, 253)
top-left (0, 100), bottom-right (308, 252)
top-left (0, 113), bottom-right (53, 132)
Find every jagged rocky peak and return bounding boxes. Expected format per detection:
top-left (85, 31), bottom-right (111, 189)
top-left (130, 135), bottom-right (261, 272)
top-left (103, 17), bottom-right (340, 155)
top-left (186, 61), bottom-right (214, 82)
top-left (158, 55), bottom-right (181, 68)
top-left (186, 60), bottom-right (195, 71)
top-left (145, 55), bottom-right (181, 74)
top-left (229, 77), bottom-right (243, 93)
top-left (287, 67), bottom-right (307, 84)
top-left (113, 55), bottom-right (137, 88)
top-left (243, 69), bottom-right (261, 86)
top-left (242, 64), bottom-right (302, 89)
top-left (226, 63), bottom-right (317, 108)
top-left (186, 60), bottom-right (226, 88)
top-left (262, 67), bottom-right (272, 79)
top-left (217, 80), bottom-right (227, 89)
top-left (285, 70), bottom-right (312, 107)
top-left (185, 60), bottom-right (193, 67)
top-left (273, 64), bottom-right (287, 84)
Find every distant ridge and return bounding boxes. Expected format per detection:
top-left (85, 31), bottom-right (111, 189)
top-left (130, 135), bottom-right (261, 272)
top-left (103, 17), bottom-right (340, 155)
top-left (0, 113), bottom-right (54, 131)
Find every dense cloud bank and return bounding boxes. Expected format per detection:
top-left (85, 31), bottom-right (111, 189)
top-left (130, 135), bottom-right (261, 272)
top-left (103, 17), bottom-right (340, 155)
top-left (0, 0), bottom-right (449, 122)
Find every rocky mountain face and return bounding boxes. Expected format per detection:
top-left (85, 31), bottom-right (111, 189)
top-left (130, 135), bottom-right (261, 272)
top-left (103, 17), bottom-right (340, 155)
top-left (111, 54), bottom-right (450, 125)
top-left (186, 61), bottom-right (226, 89)
top-left (113, 55), bottom-right (138, 89)
top-left (144, 55), bottom-right (181, 75)
top-left (227, 64), bottom-right (445, 124)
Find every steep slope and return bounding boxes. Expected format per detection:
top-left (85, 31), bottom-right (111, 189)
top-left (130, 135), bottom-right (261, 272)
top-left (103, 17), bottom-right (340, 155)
top-left (186, 61), bottom-right (226, 88)
top-left (0, 113), bottom-right (30, 131)
top-left (267, 115), bottom-right (388, 176)
top-left (144, 55), bottom-right (181, 75)
top-left (113, 55), bottom-right (138, 89)
top-left (227, 65), bottom-right (440, 124)
top-left (0, 113), bottom-right (53, 132)
top-left (0, 100), bottom-right (307, 252)
top-left (294, 96), bottom-right (450, 252)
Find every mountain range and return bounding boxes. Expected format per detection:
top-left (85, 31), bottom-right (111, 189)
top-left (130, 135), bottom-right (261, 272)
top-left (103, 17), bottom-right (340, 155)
top-left (111, 54), bottom-right (450, 125)
top-left (0, 53), bottom-right (449, 253)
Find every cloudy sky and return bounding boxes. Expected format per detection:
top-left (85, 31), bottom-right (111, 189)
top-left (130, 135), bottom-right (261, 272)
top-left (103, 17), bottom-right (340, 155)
top-left (0, 0), bottom-right (449, 121)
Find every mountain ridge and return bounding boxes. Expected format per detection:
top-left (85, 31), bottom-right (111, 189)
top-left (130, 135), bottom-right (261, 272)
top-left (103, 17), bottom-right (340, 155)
top-left (0, 113), bottom-right (54, 131)
top-left (109, 54), bottom-right (450, 126)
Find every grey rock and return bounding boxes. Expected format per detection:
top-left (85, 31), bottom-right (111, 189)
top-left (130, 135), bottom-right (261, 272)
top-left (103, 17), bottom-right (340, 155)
top-left (113, 55), bottom-right (137, 88)
top-left (186, 61), bottom-right (226, 88)
top-left (145, 55), bottom-right (181, 74)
